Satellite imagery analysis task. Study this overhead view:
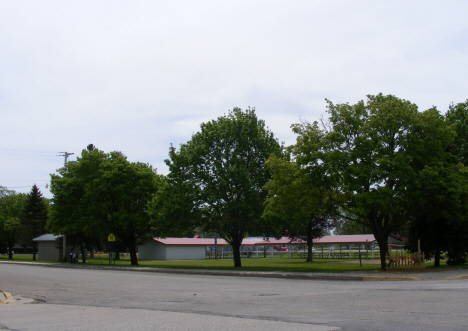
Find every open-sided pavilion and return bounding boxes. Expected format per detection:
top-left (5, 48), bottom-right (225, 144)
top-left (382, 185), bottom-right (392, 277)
top-left (254, 234), bottom-right (403, 259)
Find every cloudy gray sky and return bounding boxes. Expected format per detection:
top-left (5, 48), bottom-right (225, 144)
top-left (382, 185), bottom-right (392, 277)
top-left (1, 1), bottom-right (467, 198)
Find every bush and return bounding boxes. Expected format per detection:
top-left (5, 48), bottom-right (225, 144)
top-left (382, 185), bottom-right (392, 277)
top-left (446, 250), bottom-right (466, 266)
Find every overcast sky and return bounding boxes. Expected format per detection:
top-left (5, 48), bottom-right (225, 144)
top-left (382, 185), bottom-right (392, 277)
top-left (1, 1), bottom-right (467, 198)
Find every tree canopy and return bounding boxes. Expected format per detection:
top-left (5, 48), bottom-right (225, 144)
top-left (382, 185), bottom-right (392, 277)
top-left (152, 107), bottom-right (282, 267)
top-left (263, 121), bottom-right (335, 262)
top-left (50, 147), bottom-right (162, 265)
top-left (20, 185), bottom-right (49, 260)
top-left (0, 187), bottom-right (26, 259)
top-left (296, 94), bottom-right (460, 269)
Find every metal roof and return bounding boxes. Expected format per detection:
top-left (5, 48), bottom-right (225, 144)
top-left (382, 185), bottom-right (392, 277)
top-left (152, 238), bottom-right (263, 246)
top-left (314, 235), bottom-right (377, 244)
top-left (33, 234), bottom-right (62, 241)
top-left (254, 235), bottom-right (383, 245)
top-left (254, 237), bottom-right (307, 245)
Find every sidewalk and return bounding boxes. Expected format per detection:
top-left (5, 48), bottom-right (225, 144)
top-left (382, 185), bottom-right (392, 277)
top-left (1, 260), bottom-right (468, 281)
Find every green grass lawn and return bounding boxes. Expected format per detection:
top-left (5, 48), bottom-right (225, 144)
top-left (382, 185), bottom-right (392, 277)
top-left (2, 253), bottom-right (466, 272)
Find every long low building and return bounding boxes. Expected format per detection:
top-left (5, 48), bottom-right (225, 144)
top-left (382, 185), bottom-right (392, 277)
top-left (139, 237), bottom-right (262, 260)
top-left (139, 234), bottom-right (403, 260)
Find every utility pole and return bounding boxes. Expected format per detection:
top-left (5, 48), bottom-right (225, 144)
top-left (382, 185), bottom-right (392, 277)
top-left (57, 152), bottom-right (74, 165)
top-left (57, 151), bottom-right (74, 262)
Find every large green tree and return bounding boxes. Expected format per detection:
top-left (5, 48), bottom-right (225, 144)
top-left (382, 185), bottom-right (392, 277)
top-left (0, 187), bottom-right (27, 259)
top-left (48, 146), bottom-right (108, 262)
top-left (404, 100), bottom-right (468, 266)
top-left (50, 148), bottom-right (162, 265)
top-left (319, 94), bottom-right (455, 269)
top-left (404, 162), bottom-right (468, 266)
top-left (153, 108), bottom-right (282, 267)
top-left (263, 122), bottom-right (335, 262)
top-left (20, 185), bottom-right (49, 260)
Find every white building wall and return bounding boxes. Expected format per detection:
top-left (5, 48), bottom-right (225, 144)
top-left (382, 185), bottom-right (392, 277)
top-left (38, 241), bottom-right (60, 262)
top-left (138, 240), bottom-right (167, 260)
top-left (166, 245), bottom-right (205, 260)
top-left (138, 240), bottom-right (206, 260)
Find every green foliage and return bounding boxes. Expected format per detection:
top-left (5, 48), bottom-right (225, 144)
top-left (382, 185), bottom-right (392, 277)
top-left (302, 94), bottom-right (459, 269)
top-left (19, 185), bottom-right (49, 260)
top-left (153, 107), bottom-right (282, 267)
top-left (263, 121), bottom-right (336, 262)
top-left (50, 147), bottom-right (162, 265)
top-left (48, 148), bottom-right (108, 257)
top-left (0, 187), bottom-right (27, 258)
top-left (446, 100), bottom-right (468, 165)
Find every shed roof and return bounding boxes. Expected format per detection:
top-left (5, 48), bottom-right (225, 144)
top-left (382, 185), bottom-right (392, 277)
top-left (33, 234), bottom-right (61, 242)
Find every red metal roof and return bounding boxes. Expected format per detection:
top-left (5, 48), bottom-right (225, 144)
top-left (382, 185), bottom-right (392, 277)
top-left (254, 237), bottom-right (307, 245)
top-left (153, 238), bottom-right (263, 246)
top-left (254, 235), bottom-right (381, 245)
top-left (313, 235), bottom-right (377, 244)
top-left (153, 235), bottom-right (391, 246)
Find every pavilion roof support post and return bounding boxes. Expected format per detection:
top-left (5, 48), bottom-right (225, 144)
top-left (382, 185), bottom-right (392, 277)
top-left (214, 235), bottom-right (218, 260)
top-left (366, 240), bottom-right (369, 260)
top-left (271, 245), bottom-right (273, 258)
top-left (288, 245), bottom-right (291, 259)
top-left (349, 244), bottom-right (351, 259)
top-left (328, 246), bottom-right (331, 259)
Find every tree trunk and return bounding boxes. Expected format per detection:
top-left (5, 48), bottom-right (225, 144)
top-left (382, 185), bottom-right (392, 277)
top-left (32, 242), bottom-right (37, 261)
top-left (80, 243), bottom-right (86, 263)
top-left (128, 244), bottom-right (138, 265)
top-left (8, 238), bottom-right (14, 260)
top-left (376, 235), bottom-right (389, 270)
top-left (306, 221), bottom-right (313, 262)
top-left (434, 250), bottom-right (440, 267)
top-left (232, 241), bottom-right (242, 267)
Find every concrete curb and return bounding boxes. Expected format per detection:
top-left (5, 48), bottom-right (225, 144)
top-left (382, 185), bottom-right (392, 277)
top-left (1, 260), bottom-right (467, 282)
top-left (362, 276), bottom-right (421, 281)
top-left (444, 275), bottom-right (468, 280)
top-left (0, 261), bottom-right (364, 281)
top-left (0, 291), bottom-right (16, 304)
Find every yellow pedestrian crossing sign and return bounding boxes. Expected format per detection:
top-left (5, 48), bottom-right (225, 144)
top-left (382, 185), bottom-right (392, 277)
top-left (108, 233), bottom-right (116, 242)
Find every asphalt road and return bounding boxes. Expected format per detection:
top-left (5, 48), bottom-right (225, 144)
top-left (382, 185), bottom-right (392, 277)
top-left (1, 263), bottom-right (467, 331)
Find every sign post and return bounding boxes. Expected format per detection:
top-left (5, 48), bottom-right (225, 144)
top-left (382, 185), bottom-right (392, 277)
top-left (108, 233), bottom-right (116, 265)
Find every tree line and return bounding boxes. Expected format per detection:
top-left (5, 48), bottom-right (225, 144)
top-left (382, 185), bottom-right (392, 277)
top-left (0, 185), bottom-right (48, 259)
top-left (2, 95), bottom-right (468, 269)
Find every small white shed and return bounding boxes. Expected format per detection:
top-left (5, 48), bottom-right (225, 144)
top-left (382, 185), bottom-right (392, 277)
top-left (33, 234), bottom-right (62, 262)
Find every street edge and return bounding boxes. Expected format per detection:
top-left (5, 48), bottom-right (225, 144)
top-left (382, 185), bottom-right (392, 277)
top-left (0, 291), bottom-right (16, 304)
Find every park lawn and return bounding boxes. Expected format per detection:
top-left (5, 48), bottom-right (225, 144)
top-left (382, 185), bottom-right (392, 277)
top-left (3, 254), bottom-right (467, 272)
top-left (84, 255), bottom-right (382, 272)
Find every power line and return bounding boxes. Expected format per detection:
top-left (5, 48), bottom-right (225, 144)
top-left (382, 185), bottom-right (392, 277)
top-left (0, 148), bottom-right (58, 156)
